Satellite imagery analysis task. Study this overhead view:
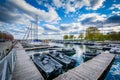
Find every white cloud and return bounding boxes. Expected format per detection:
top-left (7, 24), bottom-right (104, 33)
top-left (64, 0), bottom-right (105, 13)
top-left (89, 0), bottom-right (105, 10)
top-left (35, 0), bottom-right (43, 5)
top-left (99, 26), bottom-right (120, 33)
top-left (53, 0), bottom-right (63, 8)
top-left (109, 4), bottom-right (120, 10)
top-left (8, 0), bottom-right (60, 22)
top-left (36, 0), bottom-right (105, 13)
top-left (60, 22), bottom-right (86, 33)
top-left (44, 24), bottom-right (60, 32)
top-left (112, 11), bottom-right (120, 15)
top-left (65, 2), bottom-right (76, 13)
top-left (78, 13), bottom-right (106, 22)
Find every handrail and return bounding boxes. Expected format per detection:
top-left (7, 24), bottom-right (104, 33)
top-left (0, 48), bottom-right (16, 80)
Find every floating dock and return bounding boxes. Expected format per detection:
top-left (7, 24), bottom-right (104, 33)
top-left (12, 43), bottom-right (44, 80)
top-left (54, 53), bottom-right (115, 80)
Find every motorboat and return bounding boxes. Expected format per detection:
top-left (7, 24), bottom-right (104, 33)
top-left (47, 51), bottom-right (76, 69)
top-left (102, 44), bottom-right (115, 51)
top-left (48, 47), bottom-right (76, 56)
top-left (83, 49), bottom-right (101, 61)
top-left (110, 46), bottom-right (120, 54)
top-left (83, 41), bottom-right (94, 45)
top-left (32, 53), bottom-right (63, 79)
top-left (57, 48), bottom-right (76, 56)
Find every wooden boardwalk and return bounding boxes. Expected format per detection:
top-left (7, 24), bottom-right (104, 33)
top-left (12, 43), bottom-right (44, 80)
top-left (54, 53), bottom-right (115, 80)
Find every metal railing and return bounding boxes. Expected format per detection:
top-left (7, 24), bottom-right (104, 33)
top-left (0, 50), bottom-right (6, 60)
top-left (0, 48), bottom-right (16, 80)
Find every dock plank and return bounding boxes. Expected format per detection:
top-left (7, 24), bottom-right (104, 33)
top-left (12, 43), bottom-right (44, 80)
top-left (54, 53), bottom-right (115, 80)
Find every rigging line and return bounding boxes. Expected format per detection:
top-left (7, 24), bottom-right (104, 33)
top-left (23, 24), bottom-right (30, 40)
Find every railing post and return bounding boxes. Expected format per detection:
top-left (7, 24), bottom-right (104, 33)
top-left (12, 49), bottom-right (16, 71)
top-left (2, 60), bottom-right (8, 80)
top-left (8, 60), bottom-right (12, 74)
top-left (0, 48), bottom-right (16, 80)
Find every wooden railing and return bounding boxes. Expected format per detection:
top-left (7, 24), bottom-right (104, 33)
top-left (0, 48), bottom-right (16, 80)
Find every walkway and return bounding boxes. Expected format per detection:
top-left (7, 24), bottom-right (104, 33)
top-left (12, 43), bottom-right (44, 80)
top-left (54, 53), bottom-right (115, 80)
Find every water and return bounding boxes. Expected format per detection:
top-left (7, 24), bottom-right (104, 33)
top-left (105, 54), bottom-right (120, 80)
top-left (26, 42), bottom-right (120, 79)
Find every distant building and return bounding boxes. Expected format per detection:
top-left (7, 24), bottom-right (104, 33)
top-left (0, 31), bottom-right (14, 42)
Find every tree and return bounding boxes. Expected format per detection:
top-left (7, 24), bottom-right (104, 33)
top-left (69, 35), bottom-right (74, 40)
top-left (109, 31), bottom-right (120, 41)
top-left (85, 27), bottom-right (101, 41)
top-left (63, 35), bottom-right (68, 40)
top-left (118, 32), bottom-right (120, 40)
top-left (78, 33), bottom-right (83, 40)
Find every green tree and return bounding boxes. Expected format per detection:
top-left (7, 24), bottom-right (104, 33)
top-left (78, 33), bottom-right (83, 40)
top-left (85, 27), bottom-right (101, 41)
top-left (69, 35), bottom-right (74, 40)
top-left (63, 35), bottom-right (68, 40)
top-left (118, 32), bottom-right (120, 40)
top-left (109, 31), bottom-right (120, 41)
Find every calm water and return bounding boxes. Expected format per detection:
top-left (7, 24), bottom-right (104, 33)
top-left (105, 54), bottom-right (120, 80)
top-left (27, 42), bottom-right (120, 80)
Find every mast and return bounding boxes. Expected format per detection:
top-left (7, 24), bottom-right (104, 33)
top-left (34, 15), bottom-right (39, 41)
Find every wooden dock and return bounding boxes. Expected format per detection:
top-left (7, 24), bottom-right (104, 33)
top-left (24, 46), bottom-right (51, 51)
top-left (12, 43), bottom-right (44, 80)
top-left (54, 53), bottom-right (115, 80)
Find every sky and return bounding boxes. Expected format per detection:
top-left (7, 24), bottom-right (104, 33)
top-left (0, 0), bottom-right (120, 39)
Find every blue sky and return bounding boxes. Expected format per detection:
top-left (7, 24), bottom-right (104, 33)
top-left (0, 0), bottom-right (120, 39)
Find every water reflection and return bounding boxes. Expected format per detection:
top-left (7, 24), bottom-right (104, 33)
top-left (105, 54), bottom-right (120, 80)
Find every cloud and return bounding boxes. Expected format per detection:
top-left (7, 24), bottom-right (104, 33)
top-left (65, 1), bottom-right (76, 13)
top-left (99, 26), bottom-right (120, 33)
top-left (10, 0), bottom-right (61, 22)
top-left (78, 13), bottom-right (106, 25)
top-left (105, 15), bottom-right (120, 25)
top-left (88, 0), bottom-right (105, 10)
top-left (36, 0), bottom-right (105, 13)
top-left (0, 0), bottom-right (60, 24)
top-left (60, 22), bottom-right (86, 33)
top-left (43, 24), bottom-right (60, 32)
top-left (109, 4), bottom-right (120, 10)
top-left (78, 13), bottom-right (120, 29)
top-left (53, 0), bottom-right (63, 8)
top-left (0, 1), bottom-right (35, 24)
top-left (0, 23), bottom-right (26, 39)
top-left (64, 0), bottom-right (105, 13)
top-left (112, 11), bottom-right (120, 15)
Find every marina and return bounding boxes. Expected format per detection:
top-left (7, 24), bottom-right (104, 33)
top-left (0, 0), bottom-right (120, 80)
top-left (0, 40), bottom-right (120, 80)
